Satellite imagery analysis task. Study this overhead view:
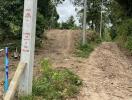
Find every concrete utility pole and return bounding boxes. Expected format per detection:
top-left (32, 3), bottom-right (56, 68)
top-left (51, 0), bottom-right (57, 29)
top-left (100, 0), bottom-right (103, 39)
top-left (19, 0), bottom-right (38, 96)
top-left (82, 0), bottom-right (87, 45)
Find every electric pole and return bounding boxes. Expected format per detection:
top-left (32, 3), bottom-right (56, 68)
top-left (82, 0), bottom-right (87, 45)
top-left (100, 0), bottom-right (103, 39)
top-left (51, 0), bottom-right (56, 29)
top-left (19, 0), bottom-right (38, 96)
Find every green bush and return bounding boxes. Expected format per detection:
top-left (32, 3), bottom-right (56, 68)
top-left (125, 36), bottom-right (132, 53)
top-left (0, 0), bottom-right (59, 49)
top-left (19, 96), bottom-right (34, 100)
top-left (0, 40), bottom-right (21, 52)
top-left (87, 31), bottom-right (102, 43)
top-left (75, 30), bottom-right (103, 58)
top-left (20, 59), bottom-right (82, 100)
top-left (116, 18), bottom-right (132, 53)
top-left (75, 43), bottom-right (94, 58)
top-left (103, 29), bottom-right (112, 42)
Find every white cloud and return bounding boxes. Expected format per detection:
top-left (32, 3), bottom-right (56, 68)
top-left (56, 0), bottom-right (80, 25)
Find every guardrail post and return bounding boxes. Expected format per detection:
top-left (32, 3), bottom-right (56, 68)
top-left (19, 0), bottom-right (38, 96)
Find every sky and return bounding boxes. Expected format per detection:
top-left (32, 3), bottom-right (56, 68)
top-left (56, 0), bottom-right (80, 25)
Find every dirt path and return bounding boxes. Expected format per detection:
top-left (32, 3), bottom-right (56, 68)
top-left (0, 29), bottom-right (132, 100)
top-left (35, 30), bottom-right (132, 100)
top-left (76, 42), bottom-right (132, 100)
top-left (34, 29), bottom-right (80, 68)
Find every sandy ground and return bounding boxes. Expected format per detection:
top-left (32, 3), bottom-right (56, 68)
top-left (0, 29), bottom-right (132, 100)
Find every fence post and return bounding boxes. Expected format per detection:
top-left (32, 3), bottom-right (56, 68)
top-left (19, 0), bottom-right (38, 96)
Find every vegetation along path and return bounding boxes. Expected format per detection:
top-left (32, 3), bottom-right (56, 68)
top-left (35, 30), bottom-right (132, 100)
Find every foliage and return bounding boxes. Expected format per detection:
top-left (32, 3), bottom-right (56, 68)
top-left (116, 19), bottom-right (132, 53)
top-left (20, 59), bottom-right (82, 100)
top-left (73, 0), bottom-right (110, 33)
top-left (60, 16), bottom-right (78, 29)
top-left (19, 96), bottom-right (34, 100)
top-left (0, 0), bottom-right (61, 50)
top-left (102, 30), bottom-right (112, 42)
top-left (75, 30), bottom-right (102, 58)
top-left (108, 0), bottom-right (132, 54)
top-left (115, 0), bottom-right (132, 17)
top-left (125, 36), bottom-right (132, 53)
top-left (0, 1), bottom-right (24, 41)
top-left (87, 30), bottom-right (102, 43)
top-left (0, 40), bottom-right (21, 52)
top-left (105, 0), bottom-right (132, 53)
top-left (75, 43), bottom-right (94, 58)
top-left (109, 0), bottom-right (125, 40)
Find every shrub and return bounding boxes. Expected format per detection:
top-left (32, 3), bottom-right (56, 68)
top-left (87, 31), bottom-right (101, 43)
top-left (20, 59), bottom-right (82, 100)
top-left (125, 36), bottom-right (132, 53)
top-left (75, 30), bottom-right (102, 58)
top-left (116, 18), bottom-right (132, 53)
top-left (75, 43), bottom-right (94, 58)
top-left (19, 96), bottom-right (34, 100)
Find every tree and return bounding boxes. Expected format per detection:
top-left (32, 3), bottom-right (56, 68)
top-left (67, 16), bottom-right (76, 28)
top-left (60, 16), bottom-right (77, 29)
top-left (73, 0), bottom-right (110, 33)
top-left (115, 0), bottom-right (132, 17)
top-left (0, 0), bottom-right (63, 43)
top-left (107, 0), bottom-right (132, 52)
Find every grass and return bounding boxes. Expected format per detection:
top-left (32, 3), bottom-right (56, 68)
top-left (19, 59), bottom-right (82, 100)
top-left (74, 30), bottom-right (103, 58)
top-left (75, 43), bottom-right (94, 58)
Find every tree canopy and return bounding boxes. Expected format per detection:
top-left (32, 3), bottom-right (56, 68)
top-left (115, 0), bottom-right (132, 16)
top-left (0, 0), bottom-right (62, 43)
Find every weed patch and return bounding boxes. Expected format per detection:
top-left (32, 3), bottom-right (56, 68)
top-left (75, 43), bottom-right (94, 58)
top-left (20, 59), bottom-right (82, 100)
top-left (75, 31), bottom-right (102, 58)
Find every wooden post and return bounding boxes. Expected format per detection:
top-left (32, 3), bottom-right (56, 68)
top-left (19, 0), bottom-right (38, 96)
top-left (4, 62), bottom-right (26, 100)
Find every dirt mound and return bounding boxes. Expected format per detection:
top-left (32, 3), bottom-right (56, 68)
top-left (46, 29), bottom-right (80, 54)
top-left (77, 42), bottom-right (132, 100)
top-left (35, 29), bottom-right (80, 61)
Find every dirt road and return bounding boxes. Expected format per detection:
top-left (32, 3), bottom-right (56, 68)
top-left (0, 29), bottom-right (132, 100)
top-left (36, 30), bottom-right (132, 100)
top-left (34, 29), bottom-right (80, 68)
